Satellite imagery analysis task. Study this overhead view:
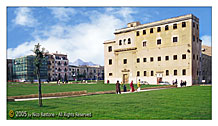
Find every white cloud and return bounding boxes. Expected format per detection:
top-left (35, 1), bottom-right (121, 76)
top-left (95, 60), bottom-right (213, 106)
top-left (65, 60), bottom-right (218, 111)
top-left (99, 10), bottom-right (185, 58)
top-left (106, 7), bottom-right (136, 22)
top-left (50, 8), bottom-right (76, 22)
top-left (13, 7), bottom-right (38, 27)
top-left (7, 8), bottom-right (138, 65)
top-left (201, 35), bottom-right (211, 46)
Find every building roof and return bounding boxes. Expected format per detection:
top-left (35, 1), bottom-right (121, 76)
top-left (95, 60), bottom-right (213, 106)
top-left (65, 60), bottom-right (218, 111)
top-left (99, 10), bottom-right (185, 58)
top-left (202, 45), bottom-right (212, 56)
top-left (114, 14), bottom-right (199, 34)
top-left (103, 40), bottom-right (116, 44)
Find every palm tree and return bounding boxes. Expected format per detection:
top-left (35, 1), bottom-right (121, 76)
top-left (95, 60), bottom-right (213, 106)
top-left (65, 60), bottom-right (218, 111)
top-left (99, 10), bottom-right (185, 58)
top-left (33, 43), bottom-right (45, 107)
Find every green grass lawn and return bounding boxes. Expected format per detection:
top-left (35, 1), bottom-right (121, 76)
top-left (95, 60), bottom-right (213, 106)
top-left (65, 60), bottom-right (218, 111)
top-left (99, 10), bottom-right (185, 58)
top-left (7, 81), bottom-right (164, 96)
top-left (7, 86), bottom-right (211, 120)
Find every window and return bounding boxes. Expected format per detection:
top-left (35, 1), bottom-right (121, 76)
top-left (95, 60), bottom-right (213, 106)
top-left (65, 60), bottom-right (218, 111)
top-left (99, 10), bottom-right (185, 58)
top-left (182, 22), bottom-right (186, 27)
top-left (123, 39), bottom-right (126, 45)
top-left (150, 28), bottom-right (153, 33)
top-left (166, 70), bottom-right (169, 76)
top-left (174, 70), bottom-right (177, 76)
top-left (151, 71), bottom-right (154, 76)
top-left (173, 24), bottom-right (177, 29)
top-left (136, 31), bottom-right (140, 36)
top-left (157, 39), bottom-right (161, 45)
top-left (182, 69), bottom-right (186, 75)
top-left (182, 54), bottom-right (186, 59)
top-left (158, 56), bottom-right (161, 61)
top-left (197, 24), bottom-right (199, 29)
top-left (197, 55), bottom-right (198, 60)
top-left (143, 58), bottom-right (147, 62)
top-left (143, 41), bottom-right (147, 47)
top-left (144, 71), bottom-right (147, 76)
top-left (173, 37), bottom-right (178, 42)
top-left (119, 40), bottom-right (122, 45)
top-left (137, 58), bottom-right (140, 63)
top-left (193, 22), bottom-right (195, 28)
top-left (165, 56), bottom-right (169, 61)
top-left (108, 46), bottom-right (112, 52)
top-left (128, 38), bottom-right (131, 44)
top-left (197, 37), bottom-right (199, 43)
top-left (193, 54), bottom-right (195, 60)
top-left (143, 30), bottom-right (146, 35)
top-left (137, 71), bottom-right (140, 76)
top-left (193, 35), bottom-right (195, 41)
top-left (109, 59), bottom-right (112, 65)
top-left (173, 55), bottom-right (177, 60)
top-left (157, 27), bottom-right (161, 32)
top-left (123, 59), bottom-right (127, 64)
top-left (150, 57), bottom-right (154, 62)
top-left (165, 25), bottom-right (169, 30)
top-left (109, 73), bottom-right (113, 76)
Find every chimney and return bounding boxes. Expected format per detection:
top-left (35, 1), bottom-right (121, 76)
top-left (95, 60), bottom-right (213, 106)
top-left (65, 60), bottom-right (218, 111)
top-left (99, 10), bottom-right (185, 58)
top-left (127, 21), bottom-right (141, 28)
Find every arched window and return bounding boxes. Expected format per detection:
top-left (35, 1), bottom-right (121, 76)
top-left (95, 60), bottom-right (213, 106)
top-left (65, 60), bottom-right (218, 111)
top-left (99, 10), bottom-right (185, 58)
top-left (128, 38), bottom-right (131, 44)
top-left (119, 40), bottom-right (122, 45)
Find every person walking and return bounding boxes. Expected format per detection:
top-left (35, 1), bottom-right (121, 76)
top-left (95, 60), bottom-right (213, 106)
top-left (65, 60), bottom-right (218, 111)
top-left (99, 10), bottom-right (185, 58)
top-left (130, 80), bottom-right (135, 92)
top-left (137, 79), bottom-right (141, 92)
top-left (116, 80), bottom-right (121, 94)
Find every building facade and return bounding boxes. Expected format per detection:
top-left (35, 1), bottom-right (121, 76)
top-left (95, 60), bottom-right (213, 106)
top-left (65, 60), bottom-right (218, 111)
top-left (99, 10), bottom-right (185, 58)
top-left (45, 52), bottom-right (69, 81)
top-left (201, 45), bottom-right (212, 83)
top-left (104, 14), bottom-right (202, 86)
top-left (13, 55), bottom-right (48, 82)
top-left (68, 65), bottom-right (104, 81)
top-left (7, 59), bottom-right (14, 81)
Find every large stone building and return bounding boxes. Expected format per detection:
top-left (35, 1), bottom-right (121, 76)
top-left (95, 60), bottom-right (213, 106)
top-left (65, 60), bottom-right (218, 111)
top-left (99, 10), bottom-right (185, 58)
top-left (45, 52), bottom-right (69, 81)
top-left (201, 45), bottom-right (212, 83)
top-left (68, 65), bottom-right (104, 81)
top-left (104, 14), bottom-right (202, 86)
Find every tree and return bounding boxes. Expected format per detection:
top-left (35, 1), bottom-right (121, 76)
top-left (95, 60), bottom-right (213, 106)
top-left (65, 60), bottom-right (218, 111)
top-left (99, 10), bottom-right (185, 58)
top-left (33, 43), bottom-right (45, 107)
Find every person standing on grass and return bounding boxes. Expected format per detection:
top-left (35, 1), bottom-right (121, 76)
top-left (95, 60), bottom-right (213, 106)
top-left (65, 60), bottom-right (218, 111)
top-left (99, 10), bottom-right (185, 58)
top-left (130, 80), bottom-right (135, 92)
top-left (137, 79), bottom-right (141, 92)
top-left (123, 84), bottom-right (127, 92)
top-left (116, 80), bottom-right (121, 94)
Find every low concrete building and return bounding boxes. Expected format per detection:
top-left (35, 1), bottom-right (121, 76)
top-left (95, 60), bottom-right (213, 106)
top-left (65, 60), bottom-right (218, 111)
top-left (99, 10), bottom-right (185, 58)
top-left (68, 65), bottom-right (104, 81)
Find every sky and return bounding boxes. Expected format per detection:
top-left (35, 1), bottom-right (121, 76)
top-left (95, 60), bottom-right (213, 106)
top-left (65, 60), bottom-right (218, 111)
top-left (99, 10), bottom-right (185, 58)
top-left (7, 7), bottom-right (212, 65)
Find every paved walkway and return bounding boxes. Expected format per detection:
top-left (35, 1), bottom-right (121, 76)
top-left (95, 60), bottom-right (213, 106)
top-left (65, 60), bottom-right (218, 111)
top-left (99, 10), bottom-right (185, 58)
top-left (121, 88), bottom-right (170, 94)
top-left (13, 87), bottom-right (174, 102)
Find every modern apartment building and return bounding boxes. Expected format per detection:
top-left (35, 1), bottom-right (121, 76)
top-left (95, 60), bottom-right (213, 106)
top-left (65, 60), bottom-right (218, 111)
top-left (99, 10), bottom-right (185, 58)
top-left (12, 55), bottom-right (48, 81)
top-left (104, 14), bottom-right (202, 86)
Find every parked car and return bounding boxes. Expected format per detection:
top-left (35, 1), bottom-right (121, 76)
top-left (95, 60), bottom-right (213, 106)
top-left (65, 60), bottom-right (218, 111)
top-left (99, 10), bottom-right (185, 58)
top-left (140, 81), bottom-right (149, 85)
top-left (159, 81), bottom-right (171, 85)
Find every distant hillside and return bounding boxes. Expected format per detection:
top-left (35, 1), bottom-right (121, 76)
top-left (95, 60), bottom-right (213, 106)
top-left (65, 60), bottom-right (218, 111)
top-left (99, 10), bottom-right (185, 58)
top-left (70, 59), bottom-right (98, 66)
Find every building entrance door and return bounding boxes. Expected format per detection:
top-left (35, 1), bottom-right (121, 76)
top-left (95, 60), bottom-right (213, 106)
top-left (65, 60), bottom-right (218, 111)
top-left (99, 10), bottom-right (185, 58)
top-left (156, 72), bottom-right (163, 84)
top-left (123, 74), bottom-right (129, 84)
top-left (157, 77), bottom-right (162, 84)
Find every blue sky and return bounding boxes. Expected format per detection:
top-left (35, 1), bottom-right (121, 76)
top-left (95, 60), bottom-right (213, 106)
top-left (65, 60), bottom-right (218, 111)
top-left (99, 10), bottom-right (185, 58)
top-left (7, 7), bottom-right (212, 65)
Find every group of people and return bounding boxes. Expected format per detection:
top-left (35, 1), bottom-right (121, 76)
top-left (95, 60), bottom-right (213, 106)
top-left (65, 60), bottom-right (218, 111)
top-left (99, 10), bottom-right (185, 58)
top-left (116, 79), bottom-right (141, 94)
top-left (173, 79), bottom-right (187, 87)
top-left (57, 79), bottom-right (68, 85)
top-left (180, 80), bottom-right (187, 87)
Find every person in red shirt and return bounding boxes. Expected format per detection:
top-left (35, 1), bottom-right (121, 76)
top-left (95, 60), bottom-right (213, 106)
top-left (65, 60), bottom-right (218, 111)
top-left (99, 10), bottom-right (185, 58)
top-left (130, 80), bottom-right (135, 92)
